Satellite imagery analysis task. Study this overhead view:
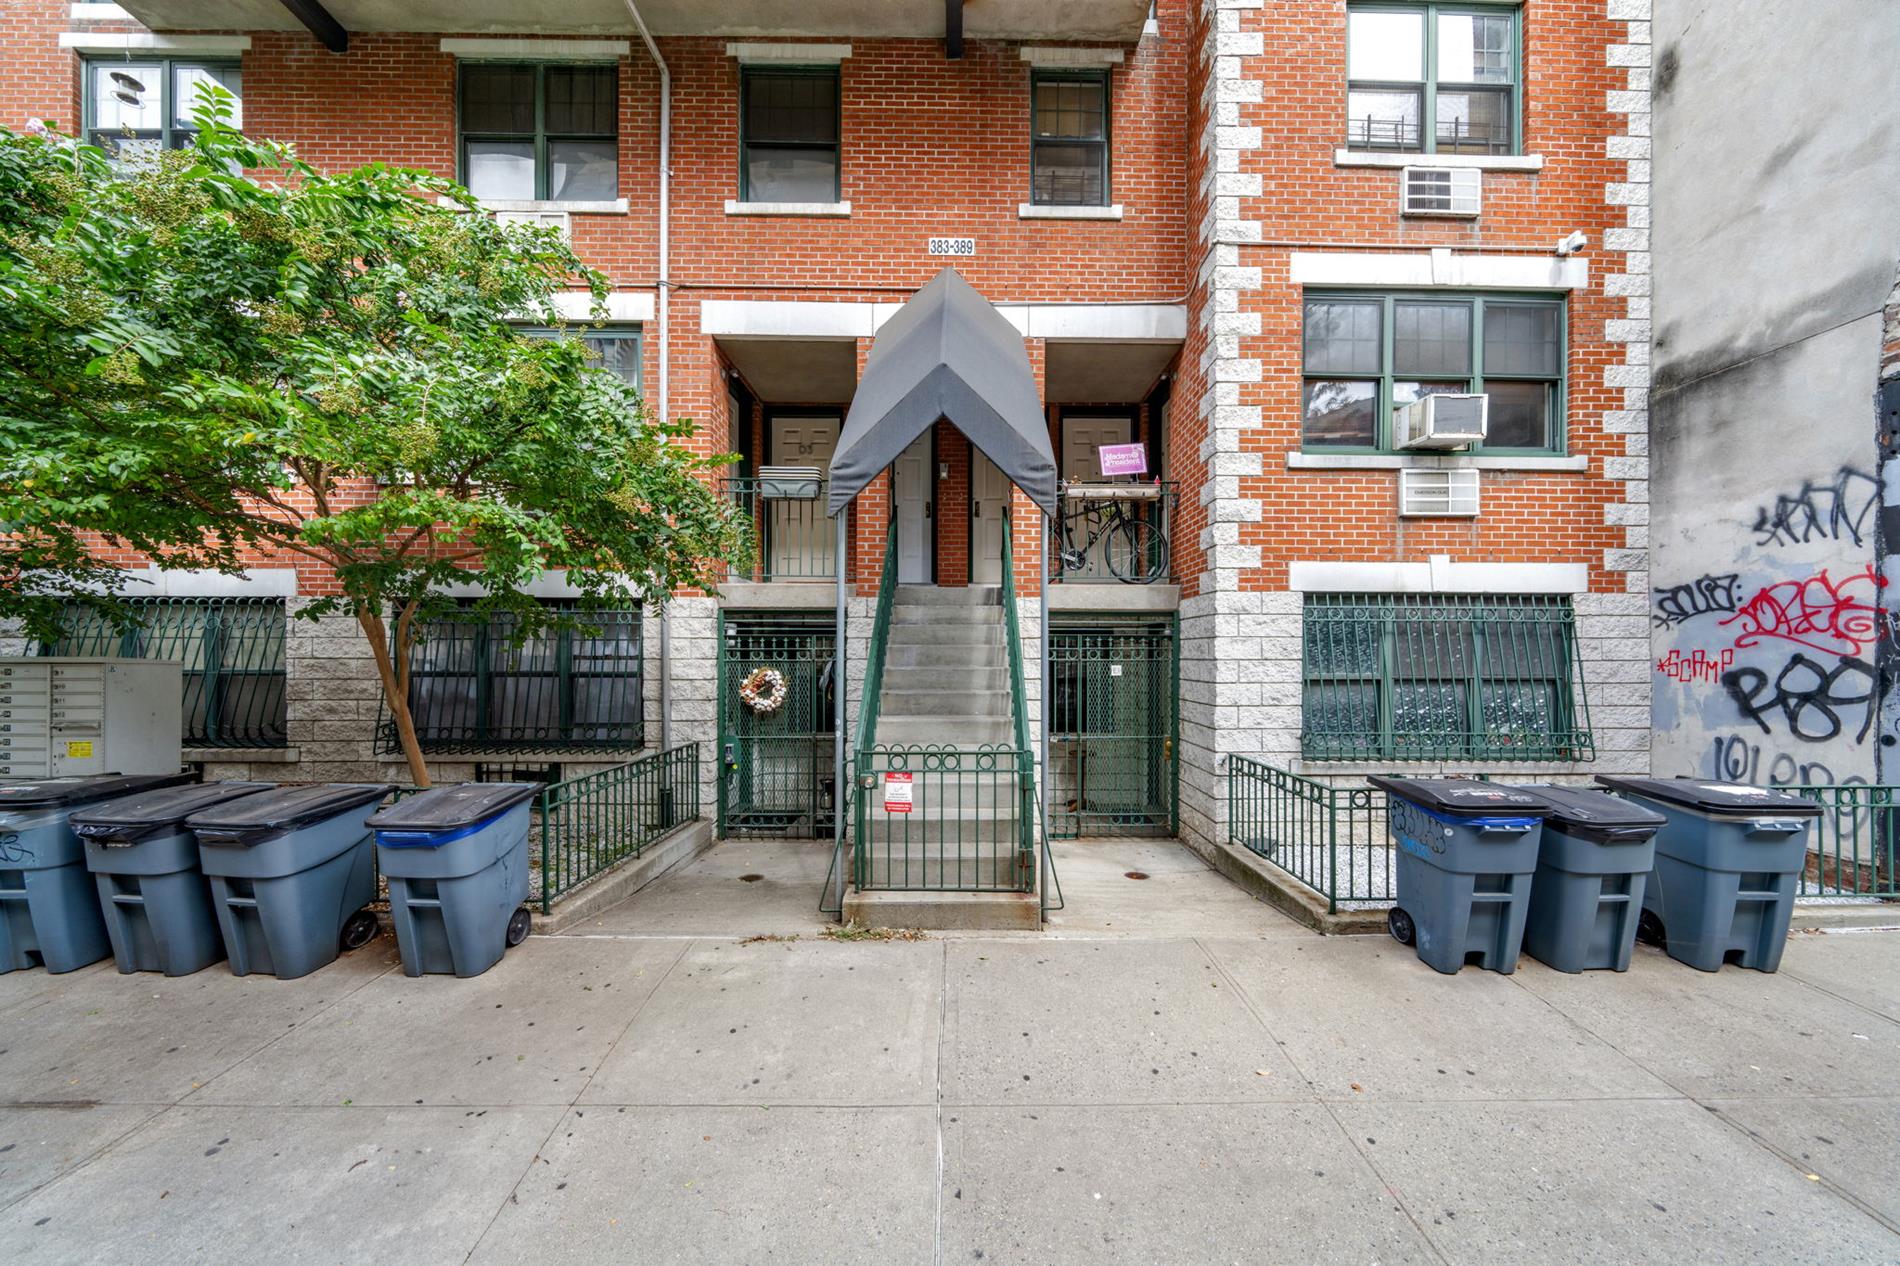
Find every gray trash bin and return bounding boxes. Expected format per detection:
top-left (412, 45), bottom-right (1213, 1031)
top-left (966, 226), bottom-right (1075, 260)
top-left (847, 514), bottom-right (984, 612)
top-left (187, 783), bottom-right (394, 979)
top-left (1518, 786), bottom-right (1666, 973)
top-left (1594, 776), bottom-right (1822, 972)
top-left (73, 782), bottom-right (277, 976)
top-left (1369, 777), bottom-right (1553, 974)
top-left (367, 783), bottom-right (539, 978)
top-left (0, 774), bottom-right (193, 974)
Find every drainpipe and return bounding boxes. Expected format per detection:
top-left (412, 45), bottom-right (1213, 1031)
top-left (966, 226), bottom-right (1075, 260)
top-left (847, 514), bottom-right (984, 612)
top-left (623, 0), bottom-right (672, 748)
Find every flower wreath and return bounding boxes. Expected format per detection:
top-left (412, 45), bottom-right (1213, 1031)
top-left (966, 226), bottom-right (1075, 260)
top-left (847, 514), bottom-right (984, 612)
top-left (739, 666), bottom-right (789, 715)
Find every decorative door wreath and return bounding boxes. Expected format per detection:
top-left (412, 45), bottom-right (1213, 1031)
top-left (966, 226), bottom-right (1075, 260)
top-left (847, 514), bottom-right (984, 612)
top-left (739, 666), bottom-right (789, 714)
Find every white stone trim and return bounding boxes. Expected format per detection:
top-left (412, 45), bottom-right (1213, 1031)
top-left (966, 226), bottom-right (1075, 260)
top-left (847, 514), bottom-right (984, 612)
top-left (440, 38), bottom-right (629, 60)
top-left (1019, 47), bottom-right (1126, 67)
top-left (1600, 0), bottom-right (1652, 594)
top-left (480, 198), bottom-right (627, 215)
top-left (699, 298), bottom-right (1186, 343)
top-left (723, 201), bottom-right (852, 217)
top-left (1018, 203), bottom-right (1125, 220)
top-left (1290, 249), bottom-right (1587, 291)
top-left (1288, 453), bottom-right (1589, 472)
top-left (725, 43), bottom-right (852, 64)
top-left (59, 33), bottom-right (250, 54)
top-left (1334, 150), bottom-right (1544, 172)
top-left (1287, 558), bottom-right (1590, 595)
top-left (106, 567), bottom-right (299, 598)
top-left (69, 4), bottom-right (130, 20)
top-left (548, 290), bottom-right (655, 323)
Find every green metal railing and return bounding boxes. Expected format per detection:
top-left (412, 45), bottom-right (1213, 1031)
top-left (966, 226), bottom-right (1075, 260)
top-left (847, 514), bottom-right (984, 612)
top-left (1301, 594), bottom-right (1594, 763)
top-left (717, 614), bottom-right (835, 838)
top-left (1049, 619), bottom-right (1177, 838)
top-left (1227, 757), bottom-right (1392, 914)
top-left (724, 476), bottom-right (838, 582)
top-left (537, 743), bottom-right (700, 913)
top-left (1792, 785), bottom-right (1900, 898)
top-left (383, 605), bottom-right (644, 755)
top-left (996, 516), bottom-right (1037, 891)
top-left (42, 597), bottom-right (288, 748)
top-left (855, 531), bottom-right (901, 759)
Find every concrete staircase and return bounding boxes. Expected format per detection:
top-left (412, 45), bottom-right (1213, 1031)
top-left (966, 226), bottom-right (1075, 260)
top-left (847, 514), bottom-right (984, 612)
top-left (845, 585), bottom-right (1038, 930)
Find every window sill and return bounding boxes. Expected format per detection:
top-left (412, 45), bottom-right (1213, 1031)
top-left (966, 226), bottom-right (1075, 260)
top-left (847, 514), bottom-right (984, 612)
top-left (724, 200), bottom-right (852, 217)
top-left (481, 198), bottom-right (628, 215)
top-left (1018, 203), bottom-right (1124, 220)
top-left (1334, 150), bottom-right (1545, 172)
top-left (1287, 452), bottom-right (1587, 473)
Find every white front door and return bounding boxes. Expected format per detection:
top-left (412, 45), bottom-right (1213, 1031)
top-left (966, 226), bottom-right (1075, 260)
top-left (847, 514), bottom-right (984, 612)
top-left (970, 451), bottom-right (1010, 584)
top-left (1062, 417), bottom-right (1134, 577)
top-left (767, 416), bottom-right (838, 579)
top-left (892, 430), bottom-right (933, 584)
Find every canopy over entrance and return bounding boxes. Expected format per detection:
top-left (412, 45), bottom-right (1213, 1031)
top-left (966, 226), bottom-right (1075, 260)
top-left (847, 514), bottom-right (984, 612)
top-left (827, 269), bottom-right (1056, 517)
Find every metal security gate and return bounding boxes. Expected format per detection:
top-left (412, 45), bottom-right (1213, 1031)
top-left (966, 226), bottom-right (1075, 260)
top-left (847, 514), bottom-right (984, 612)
top-left (1048, 618), bottom-right (1177, 837)
top-left (718, 614), bottom-right (836, 838)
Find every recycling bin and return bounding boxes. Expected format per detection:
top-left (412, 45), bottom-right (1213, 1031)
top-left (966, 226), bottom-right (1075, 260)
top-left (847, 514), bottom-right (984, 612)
top-left (367, 783), bottom-right (539, 978)
top-left (1594, 776), bottom-right (1823, 972)
top-left (187, 783), bottom-right (394, 979)
top-left (0, 773), bottom-right (193, 974)
top-left (1517, 786), bottom-right (1667, 973)
top-left (72, 781), bottom-right (277, 976)
top-left (1369, 777), bottom-right (1553, 975)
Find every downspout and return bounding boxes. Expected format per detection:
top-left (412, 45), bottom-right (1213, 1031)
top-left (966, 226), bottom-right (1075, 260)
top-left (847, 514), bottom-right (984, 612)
top-left (623, 0), bottom-right (673, 748)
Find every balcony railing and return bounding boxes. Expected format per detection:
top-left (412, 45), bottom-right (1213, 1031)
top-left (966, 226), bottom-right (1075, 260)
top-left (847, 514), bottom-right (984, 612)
top-left (1052, 480), bottom-right (1177, 585)
top-left (725, 475), bottom-right (837, 583)
top-left (1345, 117), bottom-right (1511, 155)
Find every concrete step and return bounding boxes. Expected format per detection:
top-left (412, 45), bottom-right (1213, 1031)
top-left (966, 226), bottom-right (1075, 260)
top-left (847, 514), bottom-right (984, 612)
top-left (893, 585), bottom-right (1001, 606)
top-left (843, 888), bottom-right (1040, 931)
top-left (875, 716), bottom-right (1016, 746)
top-left (878, 688), bottom-right (1009, 717)
top-left (882, 665), bottom-right (1005, 693)
top-left (886, 643), bottom-right (1006, 669)
top-left (885, 623), bottom-right (1003, 645)
top-left (892, 605), bottom-right (1000, 626)
top-left (865, 818), bottom-right (1026, 847)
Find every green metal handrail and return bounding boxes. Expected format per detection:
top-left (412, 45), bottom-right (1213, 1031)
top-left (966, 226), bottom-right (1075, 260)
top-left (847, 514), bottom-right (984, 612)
top-left (997, 514), bottom-right (1038, 897)
top-left (1227, 756), bottom-right (1390, 915)
top-left (1791, 784), bottom-right (1900, 898)
top-left (854, 530), bottom-right (901, 758)
top-left (535, 743), bottom-right (701, 913)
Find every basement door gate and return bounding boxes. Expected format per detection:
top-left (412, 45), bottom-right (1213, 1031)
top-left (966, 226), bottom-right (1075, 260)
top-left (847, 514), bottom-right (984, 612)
top-left (717, 614), bottom-right (837, 838)
top-left (1048, 618), bottom-right (1178, 837)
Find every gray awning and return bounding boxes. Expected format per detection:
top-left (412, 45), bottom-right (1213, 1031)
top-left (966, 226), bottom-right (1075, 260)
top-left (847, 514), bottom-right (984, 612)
top-left (827, 269), bottom-right (1056, 517)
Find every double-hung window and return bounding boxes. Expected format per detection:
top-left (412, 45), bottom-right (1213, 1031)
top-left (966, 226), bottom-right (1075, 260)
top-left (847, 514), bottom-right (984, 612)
top-left (740, 68), bottom-right (840, 203)
top-left (1346, 3), bottom-right (1520, 154)
top-left (1030, 70), bottom-right (1110, 206)
top-left (84, 58), bottom-right (241, 160)
top-left (1301, 292), bottom-right (1564, 452)
top-left (1302, 594), bottom-right (1592, 761)
top-left (460, 62), bottom-right (618, 202)
top-left (523, 327), bottom-right (642, 393)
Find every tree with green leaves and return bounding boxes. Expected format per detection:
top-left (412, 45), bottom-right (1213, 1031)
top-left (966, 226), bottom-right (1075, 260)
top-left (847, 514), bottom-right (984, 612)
top-left (0, 95), bottom-right (750, 786)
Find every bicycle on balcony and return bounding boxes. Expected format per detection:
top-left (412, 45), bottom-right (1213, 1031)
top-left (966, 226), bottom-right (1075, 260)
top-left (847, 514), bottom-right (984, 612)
top-left (1057, 483), bottom-right (1170, 584)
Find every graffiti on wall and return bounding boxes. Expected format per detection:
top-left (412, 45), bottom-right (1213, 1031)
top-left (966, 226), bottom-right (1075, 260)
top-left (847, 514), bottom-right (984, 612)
top-left (1717, 565), bottom-right (1888, 657)
top-left (1719, 653), bottom-right (1876, 744)
top-left (1751, 467), bottom-right (1880, 549)
top-left (1706, 735), bottom-right (1869, 790)
top-left (1651, 573), bottom-right (1742, 627)
top-left (1656, 648), bottom-right (1733, 683)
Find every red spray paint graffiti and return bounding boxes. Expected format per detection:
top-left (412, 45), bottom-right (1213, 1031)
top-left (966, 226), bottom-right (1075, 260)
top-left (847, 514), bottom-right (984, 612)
top-left (1719, 566), bottom-right (1887, 657)
top-left (1657, 648), bottom-right (1733, 683)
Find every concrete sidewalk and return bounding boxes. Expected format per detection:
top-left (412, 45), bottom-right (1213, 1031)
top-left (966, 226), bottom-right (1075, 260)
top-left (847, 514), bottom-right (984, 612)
top-left (1, 838), bottom-right (1896, 1264)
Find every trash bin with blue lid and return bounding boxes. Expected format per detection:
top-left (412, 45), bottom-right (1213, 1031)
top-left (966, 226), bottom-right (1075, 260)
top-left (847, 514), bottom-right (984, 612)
top-left (1516, 785), bottom-right (1667, 973)
top-left (1594, 776), bottom-right (1822, 972)
top-left (187, 783), bottom-right (394, 979)
top-left (1368, 777), bottom-right (1553, 974)
top-left (73, 781), bottom-right (277, 976)
top-left (0, 773), bottom-right (193, 974)
top-left (366, 782), bottom-right (539, 978)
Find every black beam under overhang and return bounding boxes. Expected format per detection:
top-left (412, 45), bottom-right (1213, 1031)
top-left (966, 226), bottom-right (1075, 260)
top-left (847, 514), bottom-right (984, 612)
top-left (277, 0), bottom-right (347, 53)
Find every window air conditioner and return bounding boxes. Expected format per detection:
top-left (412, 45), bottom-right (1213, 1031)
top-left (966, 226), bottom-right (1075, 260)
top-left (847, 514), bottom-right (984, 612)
top-left (1394, 393), bottom-right (1488, 450)
top-left (1400, 166), bottom-right (1481, 217)
top-left (1398, 467), bottom-right (1481, 517)
top-left (492, 209), bottom-right (572, 241)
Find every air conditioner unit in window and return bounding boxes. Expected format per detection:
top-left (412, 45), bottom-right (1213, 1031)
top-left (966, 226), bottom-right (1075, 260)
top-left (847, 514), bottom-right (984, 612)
top-left (1394, 393), bottom-right (1488, 450)
top-left (492, 209), bottom-right (571, 241)
top-left (1400, 166), bottom-right (1481, 217)
top-left (1398, 468), bottom-right (1481, 518)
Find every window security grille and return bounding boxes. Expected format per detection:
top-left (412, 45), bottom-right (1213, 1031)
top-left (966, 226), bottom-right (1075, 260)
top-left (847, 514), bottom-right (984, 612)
top-left (1398, 467), bottom-right (1481, 516)
top-left (1401, 165), bottom-right (1481, 216)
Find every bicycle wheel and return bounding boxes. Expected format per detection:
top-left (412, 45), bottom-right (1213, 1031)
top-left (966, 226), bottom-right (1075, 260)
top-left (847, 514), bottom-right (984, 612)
top-left (1106, 517), bottom-right (1167, 584)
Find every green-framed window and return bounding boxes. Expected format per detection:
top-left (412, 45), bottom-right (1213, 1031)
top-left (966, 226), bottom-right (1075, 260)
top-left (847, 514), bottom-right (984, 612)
top-left (739, 66), bottom-right (840, 203)
top-left (459, 62), bottom-right (618, 202)
top-left (1346, 3), bottom-right (1521, 154)
top-left (1031, 69), bottom-right (1110, 206)
top-left (83, 57), bottom-right (241, 160)
top-left (41, 597), bottom-right (287, 749)
top-left (394, 602), bottom-right (644, 754)
top-left (522, 326), bottom-right (642, 393)
top-left (1301, 594), bottom-right (1593, 762)
top-left (1301, 291), bottom-right (1565, 453)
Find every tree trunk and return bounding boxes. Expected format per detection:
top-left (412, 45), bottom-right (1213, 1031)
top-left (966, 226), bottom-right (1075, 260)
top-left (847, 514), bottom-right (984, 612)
top-left (358, 605), bottom-right (431, 789)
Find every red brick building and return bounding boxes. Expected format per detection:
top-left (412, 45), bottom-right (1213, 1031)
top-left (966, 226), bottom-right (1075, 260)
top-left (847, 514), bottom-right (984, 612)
top-left (4, 1), bottom-right (1652, 911)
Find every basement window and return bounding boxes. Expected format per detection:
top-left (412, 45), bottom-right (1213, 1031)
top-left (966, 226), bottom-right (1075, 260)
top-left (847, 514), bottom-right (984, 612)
top-left (460, 62), bottom-right (619, 202)
top-left (739, 67), bottom-right (841, 203)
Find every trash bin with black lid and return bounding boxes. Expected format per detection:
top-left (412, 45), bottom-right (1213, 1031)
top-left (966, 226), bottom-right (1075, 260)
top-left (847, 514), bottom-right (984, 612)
top-left (73, 781), bottom-right (277, 976)
top-left (1368, 777), bottom-right (1553, 975)
top-left (186, 783), bottom-right (394, 979)
top-left (366, 783), bottom-right (539, 978)
top-left (1594, 776), bottom-right (1823, 972)
top-left (1516, 785), bottom-right (1667, 973)
top-left (0, 773), bottom-right (194, 974)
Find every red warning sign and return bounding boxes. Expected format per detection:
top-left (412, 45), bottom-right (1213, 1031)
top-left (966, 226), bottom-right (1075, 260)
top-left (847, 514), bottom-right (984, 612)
top-left (883, 771), bottom-right (914, 813)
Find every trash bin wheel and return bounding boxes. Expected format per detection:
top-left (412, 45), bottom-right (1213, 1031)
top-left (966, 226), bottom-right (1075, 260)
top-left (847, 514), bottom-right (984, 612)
top-left (1387, 906), bottom-right (1416, 946)
top-left (340, 909), bottom-right (380, 952)
top-left (506, 906), bottom-right (532, 948)
top-left (1636, 909), bottom-right (1667, 949)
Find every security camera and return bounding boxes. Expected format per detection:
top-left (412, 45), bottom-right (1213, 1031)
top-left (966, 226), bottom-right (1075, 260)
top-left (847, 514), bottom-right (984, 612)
top-left (1555, 231), bottom-right (1588, 257)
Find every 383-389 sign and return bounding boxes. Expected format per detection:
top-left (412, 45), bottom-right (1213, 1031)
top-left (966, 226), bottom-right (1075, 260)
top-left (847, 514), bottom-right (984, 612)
top-left (928, 237), bottom-right (976, 257)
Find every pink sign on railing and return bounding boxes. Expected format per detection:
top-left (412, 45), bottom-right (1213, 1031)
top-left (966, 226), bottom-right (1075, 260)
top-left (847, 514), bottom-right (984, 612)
top-left (1096, 442), bottom-right (1149, 477)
